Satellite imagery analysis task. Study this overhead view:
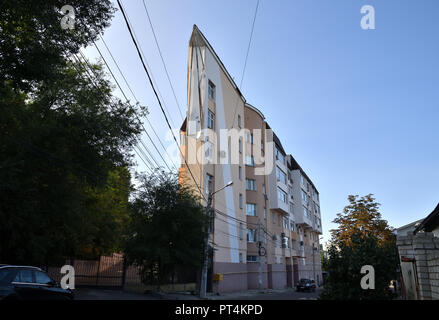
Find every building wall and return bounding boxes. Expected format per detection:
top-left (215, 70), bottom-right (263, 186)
top-left (397, 232), bottom-right (439, 300)
top-left (181, 26), bottom-right (323, 293)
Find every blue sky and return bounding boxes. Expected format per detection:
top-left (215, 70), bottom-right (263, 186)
top-left (84, 0), bottom-right (439, 244)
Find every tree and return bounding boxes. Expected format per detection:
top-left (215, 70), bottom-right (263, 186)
top-left (0, 0), bottom-right (115, 92)
top-left (321, 247), bottom-right (328, 272)
top-left (79, 167), bottom-right (132, 259)
top-left (124, 172), bottom-right (208, 291)
top-left (330, 194), bottom-right (395, 247)
top-left (0, 1), bottom-right (144, 266)
top-left (320, 232), bottom-right (398, 300)
top-left (320, 195), bottom-right (398, 300)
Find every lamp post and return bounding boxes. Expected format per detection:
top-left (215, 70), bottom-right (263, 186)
top-left (312, 243), bottom-right (317, 284)
top-left (200, 181), bottom-right (233, 299)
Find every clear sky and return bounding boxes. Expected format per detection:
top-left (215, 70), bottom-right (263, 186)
top-left (84, 0), bottom-right (439, 244)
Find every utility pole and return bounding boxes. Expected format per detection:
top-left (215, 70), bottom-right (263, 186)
top-left (200, 194), bottom-right (212, 299)
top-left (257, 220), bottom-right (262, 290)
top-left (200, 181), bottom-right (233, 299)
top-left (312, 242), bottom-right (316, 283)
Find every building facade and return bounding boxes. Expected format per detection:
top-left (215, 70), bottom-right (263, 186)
top-left (179, 25), bottom-right (323, 293)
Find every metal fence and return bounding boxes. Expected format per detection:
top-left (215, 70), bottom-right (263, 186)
top-left (46, 253), bottom-right (197, 293)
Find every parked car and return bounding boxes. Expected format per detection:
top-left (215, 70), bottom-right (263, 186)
top-left (0, 265), bottom-right (74, 300)
top-left (296, 278), bottom-right (316, 292)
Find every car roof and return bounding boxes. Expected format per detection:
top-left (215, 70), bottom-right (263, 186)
top-left (0, 265), bottom-right (42, 271)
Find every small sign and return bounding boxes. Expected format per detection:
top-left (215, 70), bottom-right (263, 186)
top-left (213, 273), bottom-right (223, 281)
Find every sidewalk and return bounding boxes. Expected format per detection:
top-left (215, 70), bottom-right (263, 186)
top-left (206, 288), bottom-right (293, 300)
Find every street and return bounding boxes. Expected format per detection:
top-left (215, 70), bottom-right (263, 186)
top-left (73, 287), bottom-right (321, 300)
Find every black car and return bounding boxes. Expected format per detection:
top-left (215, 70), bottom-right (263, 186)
top-left (0, 265), bottom-right (74, 300)
top-left (296, 278), bottom-right (316, 292)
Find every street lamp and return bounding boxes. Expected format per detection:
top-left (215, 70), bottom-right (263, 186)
top-left (200, 181), bottom-right (233, 299)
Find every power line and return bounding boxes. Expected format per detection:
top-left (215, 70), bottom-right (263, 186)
top-left (119, 0), bottom-right (177, 129)
top-left (141, 0), bottom-right (185, 122)
top-left (70, 53), bottom-right (160, 177)
top-left (76, 49), bottom-right (170, 173)
top-left (97, 35), bottom-right (179, 171)
top-left (230, 0), bottom-right (260, 129)
top-left (117, 0), bottom-right (206, 201)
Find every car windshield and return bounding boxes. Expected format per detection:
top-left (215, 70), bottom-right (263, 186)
top-left (299, 279), bottom-right (311, 284)
top-left (0, 269), bottom-right (17, 284)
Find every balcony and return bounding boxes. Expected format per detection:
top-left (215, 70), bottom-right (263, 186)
top-left (295, 212), bottom-right (313, 229)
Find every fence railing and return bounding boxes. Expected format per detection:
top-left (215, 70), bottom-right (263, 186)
top-left (46, 253), bottom-right (197, 293)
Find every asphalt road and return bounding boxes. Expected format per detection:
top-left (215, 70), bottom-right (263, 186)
top-left (211, 288), bottom-right (320, 300)
top-left (74, 287), bottom-right (321, 300)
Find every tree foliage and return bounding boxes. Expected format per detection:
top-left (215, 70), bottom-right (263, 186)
top-left (0, 1), bottom-right (143, 265)
top-left (330, 194), bottom-right (395, 247)
top-left (320, 232), bottom-right (398, 300)
top-left (320, 195), bottom-right (398, 300)
top-left (124, 172), bottom-right (208, 290)
top-left (0, 0), bottom-right (115, 92)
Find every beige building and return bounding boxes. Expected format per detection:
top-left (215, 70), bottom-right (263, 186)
top-left (179, 25), bottom-right (322, 293)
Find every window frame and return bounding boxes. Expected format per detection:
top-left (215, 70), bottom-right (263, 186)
top-left (207, 109), bottom-right (215, 130)
top-left (208, 80), bottom-right (216, 101)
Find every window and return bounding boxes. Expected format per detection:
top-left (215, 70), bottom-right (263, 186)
top-left (272, 212), bottom-right (276, 224)
top-left (289, 202), bottom-right (294, 214)
top-left (301, 175), bottom-right (306, 186)
top-left (276, 148), bottom-right (285, 164)
top-left (246, 203), bottom-right (257, 216)
top-left (278, 187), bottom-right (287, 204)
top-left (205, 143), bottom-right (211, 158)
top-left (239, 223), bottom-right (243, 240)
top-left (278, 214), bottom-right (281, 226)
top-left (206, 174), bottom-right (213, 195)
top-left (246, 179), bottom-right (256, 191)
top-left (261, 140), bottom-right (264, 151)
top-left (290, 221), bottom-right (296, 232)
top-left (262, 183), bottom-right (266, 195)
top-left (247, 255), bottom-right (258, 262)
top-left (246, 132), bottom-right (254, 144)
top-left (239, 139), bottom-right (242, 153)
top-left (302, 190), bottom-right (309, 205)
top-left (207, 109), bottom-right (215, 130)
top-left (35, 271), bottom-right (52, 285)
top-left (245, 155), bottom-right (255, 166)
top-left (247, 229), bottom-right (257, 242)
top-left (239, 253), bottom-right (243, 263)
top-left (208, 80), bottom-right (215, 100)
top-left (283, 217), bottom-right (289, 229)
top-left (238, 115), bottom-right (241, 128)
top-left (303, 206), bottom-right (311, 219)
top-left (264, 207), bottom-right (267, 220)
top-left (239, 193), bottom-right (243, 209)
top-left (239, 166), bottom-right (242, 180)
top-left (276, 167), bottom-right (287, 184)
top-left (14, 270), bottom-right (33, 283)
top-left (0, 269), bottom-right (17, 285)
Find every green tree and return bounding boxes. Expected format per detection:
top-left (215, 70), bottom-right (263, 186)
top-left (79, 167), bottom-right (132, 259)
top-left (320, 195), bottom-right (398, 300)
top-left (331, 194), bottom-right (395, 247)
top-left (320, 232), bottom-right (398, 300)
top-left (124, 172), bottom-right (208, 291)
top-left (0, 1), bottom-right (143, 266)
top-left (321, 247), bottom-right (328, 271)
top-left (0, 0), bottom-right (115, 92)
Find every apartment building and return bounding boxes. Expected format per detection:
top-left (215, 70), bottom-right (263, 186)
top-left (179, 25), bottom-right (322, 293)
